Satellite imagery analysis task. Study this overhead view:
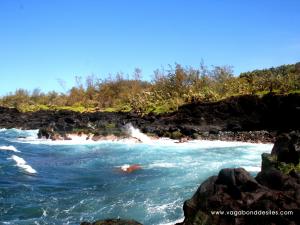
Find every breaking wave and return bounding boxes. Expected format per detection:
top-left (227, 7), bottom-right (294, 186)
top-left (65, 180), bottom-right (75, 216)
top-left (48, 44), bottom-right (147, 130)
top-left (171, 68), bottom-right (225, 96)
top-left (0, 145), bottom-right (20, 152)
top-left (9, 155), bottom-right (37, 174)
top-left (125, 123), bottom-right (152, 143)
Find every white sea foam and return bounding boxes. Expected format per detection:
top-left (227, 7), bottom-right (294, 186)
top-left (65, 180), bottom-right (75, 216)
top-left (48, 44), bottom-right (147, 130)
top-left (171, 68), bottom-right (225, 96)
top-left (242, 166), bottom-right (261, 172)
top-left (159, 218), bottom-right (184, 225)
top-left (42, 208), bottom-right (47, 217)
top-left (146, 199), bottom-right (182, 222)
top-left (1, 128), bottom-right (38, 135)
top-left (0, 145), bottom-right (20, 152)
top-left (17, 136), bottom-right (130, 145)
top-left (9, 155), bottom-right (37, 174)
top-left (125, 123), bottom-right (152, 143)
top-left (147, 162), bottom-right (177, 169)
top-left (15, 134), bottom-right (273, 152)
top-left (8, 126), bottom-right (273, 153)
top-left (120, 164), bottom-right (131, 171)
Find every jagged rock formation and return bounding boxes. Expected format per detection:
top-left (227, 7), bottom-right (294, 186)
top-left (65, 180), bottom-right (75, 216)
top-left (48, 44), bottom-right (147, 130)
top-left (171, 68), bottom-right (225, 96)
top-left (1, 94), bottom-right (300, 142)
top-left (178, 131), bottom-right (300, 225)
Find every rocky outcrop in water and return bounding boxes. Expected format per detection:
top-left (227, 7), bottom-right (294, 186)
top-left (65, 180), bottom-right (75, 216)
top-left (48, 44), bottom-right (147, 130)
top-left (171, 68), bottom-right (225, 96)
top-left (178, 131), bottom-right (300, 225)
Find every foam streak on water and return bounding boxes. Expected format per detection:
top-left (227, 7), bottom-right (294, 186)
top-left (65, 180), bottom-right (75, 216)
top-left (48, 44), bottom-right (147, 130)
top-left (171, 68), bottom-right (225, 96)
top-left (0, 145), bottom-right (20, 152)
top-left (9, 155), bottom-right (37, 174)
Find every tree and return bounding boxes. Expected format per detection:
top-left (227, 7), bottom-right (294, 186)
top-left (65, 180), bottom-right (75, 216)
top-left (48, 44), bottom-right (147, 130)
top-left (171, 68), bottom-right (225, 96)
top-left (133, 68), bottom-right (142, 80)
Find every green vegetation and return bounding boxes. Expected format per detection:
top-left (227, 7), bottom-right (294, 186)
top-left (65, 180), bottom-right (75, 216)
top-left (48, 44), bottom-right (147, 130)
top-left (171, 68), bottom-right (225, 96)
top-left (278, 162), bottom-right (300, 174)
top-left (262, 153), bottom-right (300, 174)
top-left (170, 131), bottom-right (184, 139)
top-left (105, 123), bottom-right (116, 129)
top-left (1, 62), bottom-right (299, 114)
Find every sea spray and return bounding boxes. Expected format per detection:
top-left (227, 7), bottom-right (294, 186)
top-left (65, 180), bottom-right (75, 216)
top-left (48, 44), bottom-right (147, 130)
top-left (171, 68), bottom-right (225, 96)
top-left (0, 145), bottom-right (20, 152)
top-left (121, 164), bottom-right (131, 171)
top-left (125, 123), bottom-right (152, 143)
top-left (9, 155), bottom-right (37, 174)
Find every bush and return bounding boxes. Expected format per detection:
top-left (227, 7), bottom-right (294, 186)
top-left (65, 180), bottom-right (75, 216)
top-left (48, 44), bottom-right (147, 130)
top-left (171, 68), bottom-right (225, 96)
top-left (171, 131), bottom-right (184, 139)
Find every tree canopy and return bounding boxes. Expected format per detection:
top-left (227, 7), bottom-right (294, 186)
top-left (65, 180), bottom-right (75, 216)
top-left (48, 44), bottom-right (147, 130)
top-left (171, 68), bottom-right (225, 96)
top-left (1, 62), bottom-right (299, 114)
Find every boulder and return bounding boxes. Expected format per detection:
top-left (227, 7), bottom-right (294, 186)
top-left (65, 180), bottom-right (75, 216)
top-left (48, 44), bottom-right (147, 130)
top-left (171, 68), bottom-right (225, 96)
top-left (261, 153), bottom-right (276, 171)
top-left (179, 132), bottom-right (300, 225)
top-left (37, 128), bottom-right (54, 139)
top-left (271, 132), bottom-right (300, 165)
top-left (181, 168), bottom-right (300, 225)
top-left (256, 168), bottom-right (289, 190)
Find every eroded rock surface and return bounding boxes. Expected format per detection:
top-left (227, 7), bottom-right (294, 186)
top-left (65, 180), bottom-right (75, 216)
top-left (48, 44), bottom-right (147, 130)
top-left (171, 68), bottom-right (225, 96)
top-left (1, 94), bottom-right (300, 142)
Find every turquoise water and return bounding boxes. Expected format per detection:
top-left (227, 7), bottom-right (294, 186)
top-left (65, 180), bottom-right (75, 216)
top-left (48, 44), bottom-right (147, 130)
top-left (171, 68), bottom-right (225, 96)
top-left (0, 129), bottom-right (272, 225)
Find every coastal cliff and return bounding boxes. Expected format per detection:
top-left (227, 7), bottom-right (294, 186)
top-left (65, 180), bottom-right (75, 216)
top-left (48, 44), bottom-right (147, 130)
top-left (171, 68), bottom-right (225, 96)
top-left (0, 94), bottom-right (299, 143)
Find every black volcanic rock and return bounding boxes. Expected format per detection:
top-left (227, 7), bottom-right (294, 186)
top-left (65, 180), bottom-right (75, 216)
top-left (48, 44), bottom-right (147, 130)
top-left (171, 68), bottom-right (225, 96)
top-left (271, 132), bottom-right (300, 165)
top-left (178, 132), bottom-right (300, 225)
top-left (37, 127), bottom-right (54, 139)
top-left (0, 94), bottom-right (299, 143)
top-left (256, 168), bottom-right (289, 190)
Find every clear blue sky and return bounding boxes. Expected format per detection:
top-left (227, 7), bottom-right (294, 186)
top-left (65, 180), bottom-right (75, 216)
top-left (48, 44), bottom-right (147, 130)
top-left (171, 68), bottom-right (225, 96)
top-left (0, 0), bottom-right (299, 95)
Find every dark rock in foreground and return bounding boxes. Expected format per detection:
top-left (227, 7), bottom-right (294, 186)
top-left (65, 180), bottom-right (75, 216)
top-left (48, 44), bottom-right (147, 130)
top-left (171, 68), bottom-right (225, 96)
top-left (178, 131), bottom-right (300, 225)
top-left (80, 219), bottom-right (142, 225)
top-left (271, 131), bottom-right (300, 165)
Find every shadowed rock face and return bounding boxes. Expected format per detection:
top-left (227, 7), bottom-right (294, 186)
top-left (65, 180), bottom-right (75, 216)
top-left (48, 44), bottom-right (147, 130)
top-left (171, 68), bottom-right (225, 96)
top-left (178, 131), bottom-right (300, 225)
top-left (80, 219), bottom-right (142, 225)
top-left (271, 132), bottom-right (300, 165)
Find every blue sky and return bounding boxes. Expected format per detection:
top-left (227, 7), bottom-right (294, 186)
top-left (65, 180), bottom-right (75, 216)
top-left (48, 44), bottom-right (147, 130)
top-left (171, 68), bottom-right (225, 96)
top-left (0, 0), bottom-right (299, 95)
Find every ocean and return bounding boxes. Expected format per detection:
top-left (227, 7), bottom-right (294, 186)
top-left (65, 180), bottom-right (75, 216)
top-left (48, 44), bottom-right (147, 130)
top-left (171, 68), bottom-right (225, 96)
top-left (0, 128), bottom-right (273, 225)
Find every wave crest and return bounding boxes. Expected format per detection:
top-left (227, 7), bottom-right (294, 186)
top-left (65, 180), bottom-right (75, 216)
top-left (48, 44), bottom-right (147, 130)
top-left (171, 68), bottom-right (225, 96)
top-left (9, 155), bottom-right (37, 174)
top-left (0, 145), bottom-right (20, 152)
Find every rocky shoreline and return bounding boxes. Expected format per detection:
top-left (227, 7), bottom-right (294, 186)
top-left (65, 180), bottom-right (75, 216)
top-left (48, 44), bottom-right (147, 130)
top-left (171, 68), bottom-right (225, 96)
top-left (1, 93), bottom-right (300, 225)
top-left (1, 94), bottom-right (299, 143)
top-left (35, 128), bottom-right (275, 144)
